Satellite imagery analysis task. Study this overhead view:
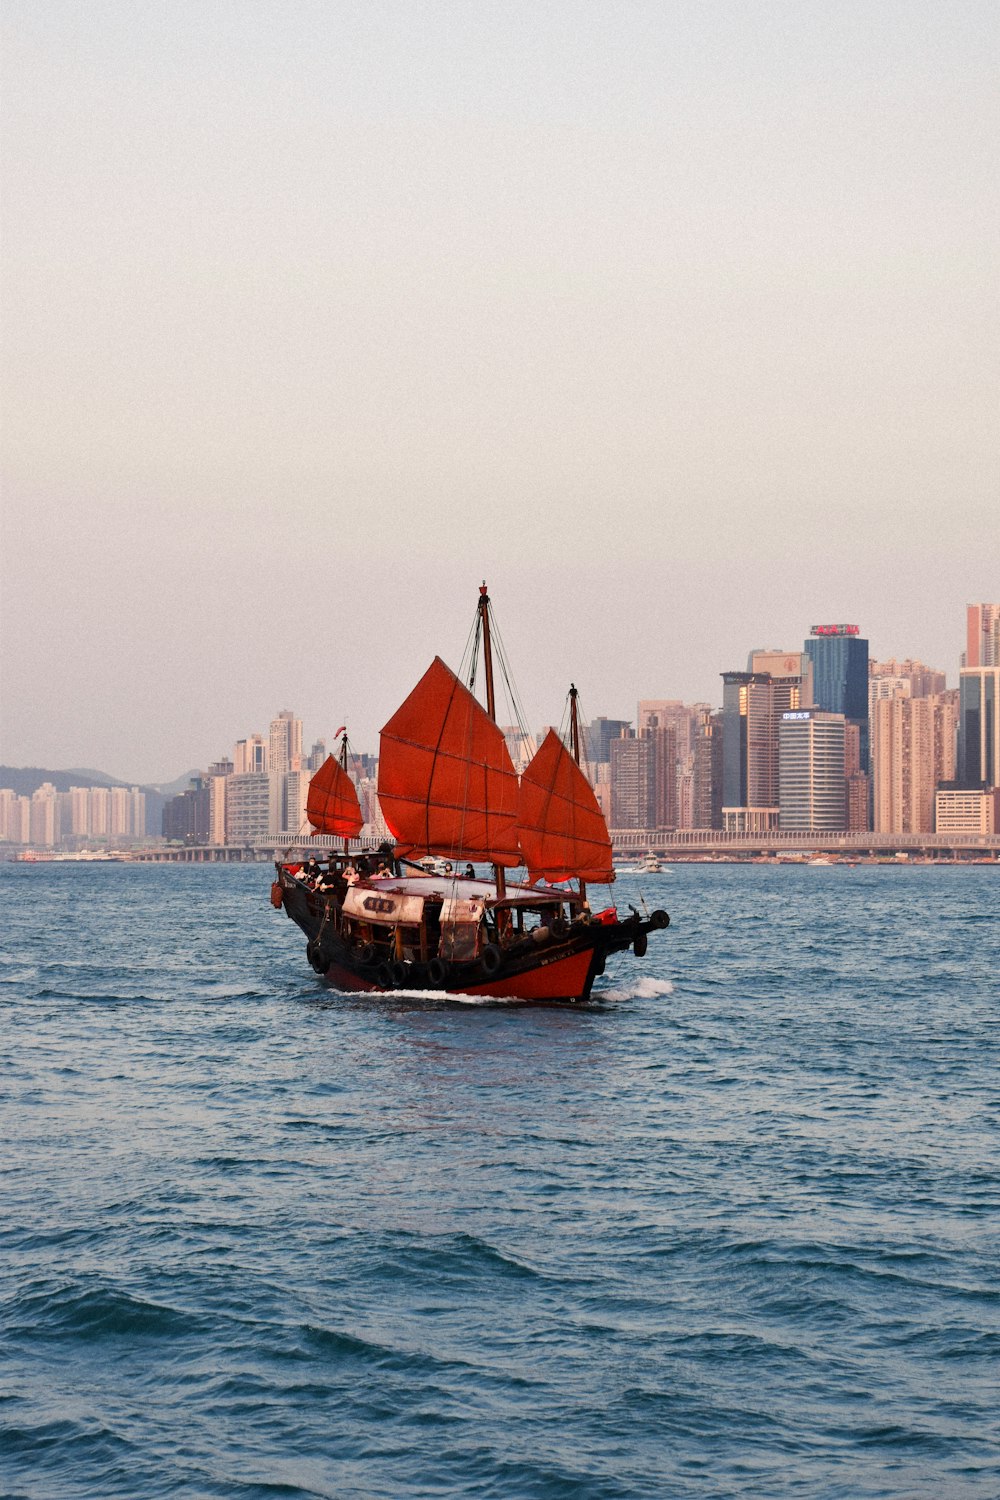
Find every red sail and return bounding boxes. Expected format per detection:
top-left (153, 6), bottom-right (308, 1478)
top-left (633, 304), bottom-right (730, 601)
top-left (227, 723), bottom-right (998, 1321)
top-left (378, 656), bottom-right (521, 865)
top-left (517, 730), bottom-right (615, 884)
top-left (306, 755), bottom-right (363, 838)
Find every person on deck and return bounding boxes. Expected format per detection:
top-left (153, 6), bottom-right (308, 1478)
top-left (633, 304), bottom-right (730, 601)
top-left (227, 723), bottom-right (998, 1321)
top-left (343, 863), bottom-right (360, 886)
top-left (464, 863), bottom-right (476, 879)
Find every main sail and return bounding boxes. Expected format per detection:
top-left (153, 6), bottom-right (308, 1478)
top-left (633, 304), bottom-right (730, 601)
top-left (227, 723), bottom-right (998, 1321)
top-left (378, 656), bottom-right (521, 865)
top-left (306, 755), bottom-right (363, 838)
top-left (516, 729), bottom-right (615, 884)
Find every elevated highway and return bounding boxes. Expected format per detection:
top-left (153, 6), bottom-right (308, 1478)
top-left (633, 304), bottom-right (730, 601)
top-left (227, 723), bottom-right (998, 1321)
top-left (610, 828), bottom-right (1000, 860)
top-left (128, 829), bottom-right (1000, 863)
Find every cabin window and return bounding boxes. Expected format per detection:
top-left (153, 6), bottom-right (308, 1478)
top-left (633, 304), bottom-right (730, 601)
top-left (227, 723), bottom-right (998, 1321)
top-left (396, 925), bottom-right (422, 961)
top-left (439, 917), bottom-right (482, 963)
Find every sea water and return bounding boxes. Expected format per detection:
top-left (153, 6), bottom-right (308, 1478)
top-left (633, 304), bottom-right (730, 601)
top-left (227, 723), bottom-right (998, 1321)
top-left (1, 861), bottom-right (998, 1499)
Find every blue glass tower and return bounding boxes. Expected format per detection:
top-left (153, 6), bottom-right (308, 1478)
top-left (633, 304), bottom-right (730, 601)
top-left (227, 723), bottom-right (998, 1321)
top-left (803, 626), bottom-right (869, 767)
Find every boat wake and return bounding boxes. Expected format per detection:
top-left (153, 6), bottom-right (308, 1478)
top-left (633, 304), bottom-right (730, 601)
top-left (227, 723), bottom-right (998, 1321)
top-left (325, 985), bottom-right (523, 1007)
top-left (595, 976), bottom-right (675, 1002)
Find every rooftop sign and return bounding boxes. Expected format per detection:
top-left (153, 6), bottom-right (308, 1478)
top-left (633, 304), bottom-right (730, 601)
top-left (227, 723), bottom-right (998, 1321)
top-left (782, 711), bottom-right (812, 720)
top-left (810, 624), bottom-right (859, 636)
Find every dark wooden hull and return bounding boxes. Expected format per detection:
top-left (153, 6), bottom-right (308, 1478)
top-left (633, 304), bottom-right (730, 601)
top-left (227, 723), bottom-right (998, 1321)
top-left (274, 872), bottom-right (668, 1004)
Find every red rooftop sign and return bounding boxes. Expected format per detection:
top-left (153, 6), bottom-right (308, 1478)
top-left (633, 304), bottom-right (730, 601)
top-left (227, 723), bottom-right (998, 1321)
top-left (810, 624), bottom-right (860, 636)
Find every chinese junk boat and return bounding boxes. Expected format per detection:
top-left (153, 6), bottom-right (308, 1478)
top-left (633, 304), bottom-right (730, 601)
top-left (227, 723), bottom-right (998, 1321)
top-left (272, 585), bottom-right (669, 1002)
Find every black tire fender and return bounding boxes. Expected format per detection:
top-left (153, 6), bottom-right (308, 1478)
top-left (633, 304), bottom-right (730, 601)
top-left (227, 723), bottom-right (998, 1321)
top-left (633, 930), bottom-right (648, 959)
top-left (427, 957), bottom-right (450, 987)
top-left (375, 963), bottom-right (393, 989)
top-left (358, 943), bottom-right (377, 966)
top-left (550, 916), bottom-right (569, 938)
top-left (307, 943), bottom-right (325, 973)
top-left (390, 960), bottom-right (409, 988)
top-left (481, 943), bottom-right (503, 975)
top-left (650, 909), bottom-right (670, 929)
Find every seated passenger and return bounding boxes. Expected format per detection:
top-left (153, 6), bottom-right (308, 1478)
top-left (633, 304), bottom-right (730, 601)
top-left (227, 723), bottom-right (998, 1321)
top-left (464, 863), bottom-right (475, 879)
top-left (343, 863), bottom-right (360, 886)
top-left (376, 863), bottom-right (393, 879)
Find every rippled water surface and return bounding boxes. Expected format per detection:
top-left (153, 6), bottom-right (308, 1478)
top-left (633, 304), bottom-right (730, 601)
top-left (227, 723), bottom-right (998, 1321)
top-left (2, 861), bottom-right (998, 1499)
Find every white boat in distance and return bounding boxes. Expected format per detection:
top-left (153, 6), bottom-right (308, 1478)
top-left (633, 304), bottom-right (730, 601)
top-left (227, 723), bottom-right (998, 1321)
top-left (616, 852), bottom-right (668, 875)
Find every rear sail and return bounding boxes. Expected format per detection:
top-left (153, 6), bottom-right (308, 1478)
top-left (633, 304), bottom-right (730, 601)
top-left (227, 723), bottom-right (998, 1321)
top-left (378, 655), bottom-right (520, 865)
top-left (517, 729), bottom-right (615, 884)
top-left (306, 755), bottom-right (363, 838)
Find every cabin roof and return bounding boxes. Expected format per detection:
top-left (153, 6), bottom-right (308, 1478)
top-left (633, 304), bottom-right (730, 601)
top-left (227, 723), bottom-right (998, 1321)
top-left (364, 874), bottom-right (569, 907)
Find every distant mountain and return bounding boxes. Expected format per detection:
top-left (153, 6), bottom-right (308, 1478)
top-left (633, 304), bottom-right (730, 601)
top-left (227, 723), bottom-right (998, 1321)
top-left (0, 766), bottom-right (205, 837)
top-left (0, 766), bottom-right (204, 797)
top-left (147, 770), bottom-right (205, 798)
top-left (0, 766), bottom-right (129, 797)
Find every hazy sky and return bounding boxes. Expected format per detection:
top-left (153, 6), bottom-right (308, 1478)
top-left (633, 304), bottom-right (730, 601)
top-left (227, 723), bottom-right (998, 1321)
top-left (2, 1), bottom-right (997, 783)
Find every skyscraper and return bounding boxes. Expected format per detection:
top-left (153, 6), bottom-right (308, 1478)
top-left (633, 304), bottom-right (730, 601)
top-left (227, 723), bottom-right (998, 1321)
top-left (29, 784), bottom-right (59, 846)
top-left (871, 695), bottom-right (957, 834)
top-left (691, 709), bottom-right (724, 829)
top-left (162, 779), bottom-right (211, 844)
top-left (585, 717), bottom-right (632, 768)
top-left (870, 657), bottom-right (946, 699)
top-left (225, 773), bottom-right (271, 843)
top-left (234, 735), bottom-right (267, 774)
top-left (721, 669), bottom-right (806, 828)
top-left (269, 711), bottom-right (303, 774)
top-left (610, 732), bottom-right (653, 828)
top-left (957, 668), bottom-right (1000, 787)
top-left (778, 712), bottom-right (846, 831)
top-left (89, 787), bottom-right (110, 836)
top-left (965, 604), bottom-right (1000, 668)
top-left (641, 716), bottom-right (678, 830)
top-left (638, 700), bottom-right (712, 830)
top-left (207, 759), bottom-right (233, 845)
top-left (748, 649), bottom-right (813, 705)
top-left (804, 625), bottom-right (869, 769)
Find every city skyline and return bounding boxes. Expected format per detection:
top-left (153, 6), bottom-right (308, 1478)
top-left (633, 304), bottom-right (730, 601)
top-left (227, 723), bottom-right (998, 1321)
top-left (0, 592), bottom-right (988, 786)
top-left (5, 603), bottom-right (994, 850)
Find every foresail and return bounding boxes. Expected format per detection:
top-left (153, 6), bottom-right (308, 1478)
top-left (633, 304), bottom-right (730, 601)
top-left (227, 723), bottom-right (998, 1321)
top-left (377, 656), bottom-right (521, 865)
top-left (516, 730), bottom-right (615, 884)
top-left (306, 755), bottom-right (363, 838)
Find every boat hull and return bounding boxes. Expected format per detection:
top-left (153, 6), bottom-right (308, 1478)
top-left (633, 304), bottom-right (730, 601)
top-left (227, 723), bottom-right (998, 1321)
top-left (275, 869), bottom-right (666, 1004)
top-left (319, 944), bottom-right (599, 1002)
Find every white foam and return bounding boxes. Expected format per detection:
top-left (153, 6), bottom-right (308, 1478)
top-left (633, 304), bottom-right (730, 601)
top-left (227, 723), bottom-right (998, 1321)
top-left (595, 976), bottom-right (675, 1002)
top-left (331, 985), bottom-right (522, 1006)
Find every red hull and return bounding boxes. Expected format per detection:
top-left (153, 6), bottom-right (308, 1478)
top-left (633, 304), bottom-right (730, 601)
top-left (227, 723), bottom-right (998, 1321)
top-left (321, 946), bottom-right (597, 1003)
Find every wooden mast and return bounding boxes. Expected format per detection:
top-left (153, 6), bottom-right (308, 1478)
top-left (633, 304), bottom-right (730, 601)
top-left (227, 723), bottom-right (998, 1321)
top-left (340, 731), bottom-right (350, 858)
top-left (478, 583), bottom-right (506, 903)
top-left (568, 683), bottom-right (586, 908)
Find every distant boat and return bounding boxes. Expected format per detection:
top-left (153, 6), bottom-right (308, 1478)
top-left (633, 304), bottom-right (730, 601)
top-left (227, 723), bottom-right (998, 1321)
top-left (272, 584), bottom-right (669, 1002)
top-left (617, 851), bottom-right (666, 874)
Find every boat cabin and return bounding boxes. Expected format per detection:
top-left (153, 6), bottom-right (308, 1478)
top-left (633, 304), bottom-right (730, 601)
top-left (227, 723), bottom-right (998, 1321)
top-left (284, 861), bottom-right (580, 967)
